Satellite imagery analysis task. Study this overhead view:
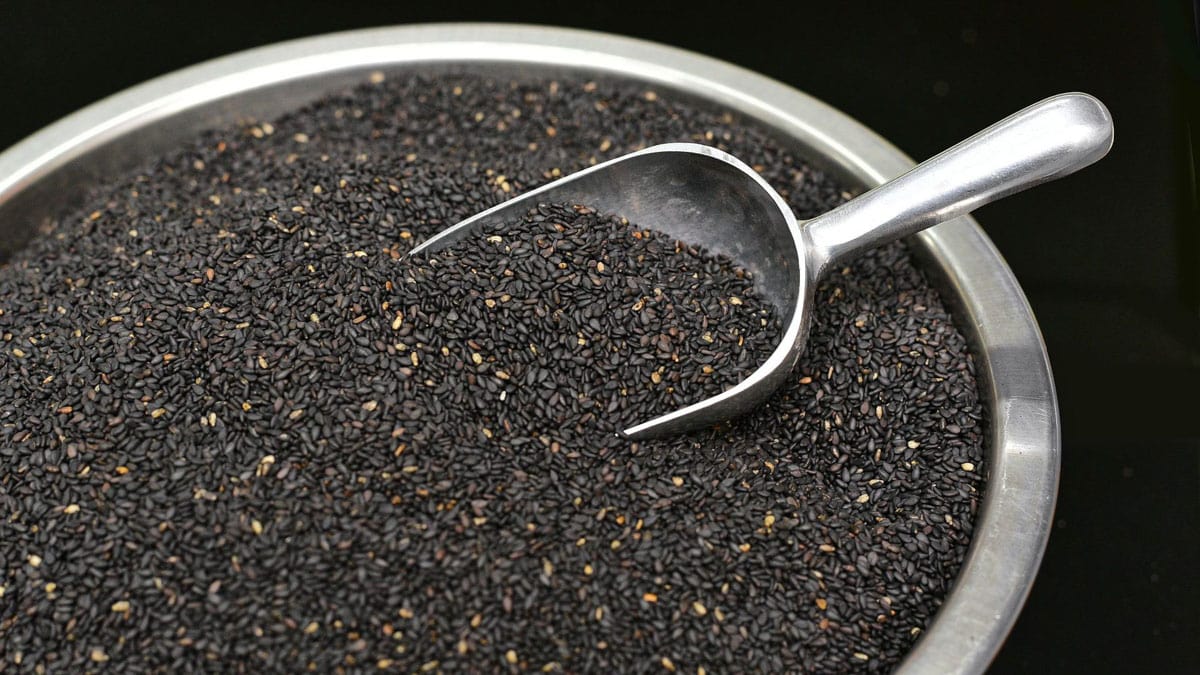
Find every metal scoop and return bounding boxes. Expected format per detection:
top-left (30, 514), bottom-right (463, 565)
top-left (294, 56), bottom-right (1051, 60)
top-left (409, 92), bottom-right (1113, 440)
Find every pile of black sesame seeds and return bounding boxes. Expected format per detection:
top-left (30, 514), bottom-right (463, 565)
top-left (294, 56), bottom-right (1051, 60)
top-left (0, 72), bottom-right (985, 674)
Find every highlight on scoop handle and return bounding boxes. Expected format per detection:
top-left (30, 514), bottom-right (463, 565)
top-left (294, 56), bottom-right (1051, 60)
top-left (802, 93), bottom-right (1114, 276)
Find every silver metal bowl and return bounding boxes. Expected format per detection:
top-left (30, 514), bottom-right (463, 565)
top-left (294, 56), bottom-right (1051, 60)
top-left (0, 24), bottom-right (1058, 674)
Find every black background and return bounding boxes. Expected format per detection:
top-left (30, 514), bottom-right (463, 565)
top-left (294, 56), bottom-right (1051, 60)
top-left (1, 0), bottom-right (1197, 671)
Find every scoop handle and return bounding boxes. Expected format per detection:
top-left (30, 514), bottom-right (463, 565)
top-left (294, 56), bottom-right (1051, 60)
top-left (803, 92), bottom-right (1113, 273)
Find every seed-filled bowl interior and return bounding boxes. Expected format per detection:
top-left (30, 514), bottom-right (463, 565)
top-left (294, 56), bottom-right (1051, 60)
top-left (0, 26), bottom-right (1057, 675)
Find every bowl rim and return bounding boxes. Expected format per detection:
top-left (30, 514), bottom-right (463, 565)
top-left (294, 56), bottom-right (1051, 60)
top-left (0, 23), bottom-right (1059, 674)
